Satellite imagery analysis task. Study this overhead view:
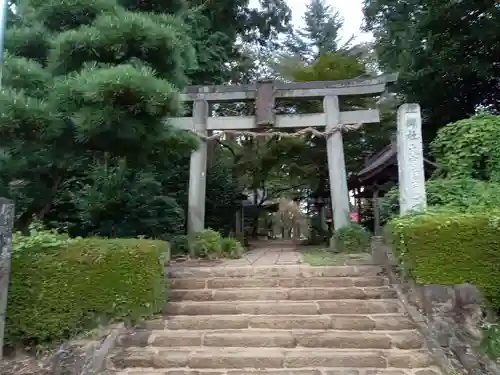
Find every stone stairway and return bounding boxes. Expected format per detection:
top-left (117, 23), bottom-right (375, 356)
top-left (106, 263), bottom-right (442, 375)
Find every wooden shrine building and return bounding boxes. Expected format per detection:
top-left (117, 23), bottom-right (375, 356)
top-left (349, 136), bottom-right (438, 234)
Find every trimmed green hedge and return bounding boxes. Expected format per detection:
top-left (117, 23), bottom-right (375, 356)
top-left (6, 237), bottom-right (166, 346)
top-left (388, 211), bottom-right (500, 310)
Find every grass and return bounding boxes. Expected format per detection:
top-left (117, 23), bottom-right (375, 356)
top-left (302, 247), bottom-right (372, 266)
top-left (302, 248), bottom-right (340, 266)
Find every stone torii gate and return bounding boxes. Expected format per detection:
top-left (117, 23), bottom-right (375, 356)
top-left (169, 74), bottom-right (399, 235)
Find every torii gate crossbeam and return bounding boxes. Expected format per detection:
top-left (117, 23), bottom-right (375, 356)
top-left (168, 74), bottom-right (399, 236)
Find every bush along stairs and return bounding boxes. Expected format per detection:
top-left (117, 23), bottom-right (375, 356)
top-left (105, 261), bottom-right (443, 375)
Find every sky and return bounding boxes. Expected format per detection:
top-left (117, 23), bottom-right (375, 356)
top-left (249, 0), bottom-right (373, 45)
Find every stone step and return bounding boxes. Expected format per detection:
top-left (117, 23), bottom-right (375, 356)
top-left (167, 265), bottom-right (383, 279)
top-left (164, 299), bottom-right (403, 316)
top-left (169, 287), bottom-right (397, 302)
top-left (116, 329), bottom-right (424, 350)
top-left (108, 369), bottom-right (442, 375)
top-left (110, 347), bottom-right (435, 369)
top-left (169, 276), bottom-right (388, 289)
top-left (140, 313), bottom-right (415, 331)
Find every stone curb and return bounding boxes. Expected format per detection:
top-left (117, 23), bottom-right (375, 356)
top-left (108, 368), bottom-right (445, 375)
top-left (373, 237), bottom-right (500, 375)
top-left (80, 323), bottom-right (126, 375)
top-left (372, 237), bottom-right (454, 375)
top-left (391, 283), bottom-right (454, 374)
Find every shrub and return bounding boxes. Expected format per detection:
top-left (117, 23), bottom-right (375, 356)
top-left (304, 215), bottom-right (331, 246)
top-left (333, 223), bottom-right (371, 253)
top-left (188, 229), bottom-right (223, 259)
top-left (6, 231), bottom-right (166, 347)
top-left (379, 178), bottom-right (500, 222)
top-left (388, 211), bottom-right (500, 311)
top-left (220, 237), bottom-right (244, 259)
top-left (13, 220), bottom-right (77, 252)
top-left (170, 234), bottom-right (190, 257)
top-left (430, 113), bottom-right (500, 181)
top-left (73, 164), bottom-right (185, 240)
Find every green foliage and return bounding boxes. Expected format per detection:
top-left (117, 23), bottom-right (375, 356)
top-left (12, 221), bottom-right (77, 252)
top-left (187, 230), bottom-right (244, 259)
top-left (226, 49), bottom-right (386, 227)
top-left (0, 0), bottom-right (203, 236)
top-left (303, 215), bottom-right (330, 246)
top-left (220, 237), bottom-right (244, 259)
top-left (7, 231), bottom-right (166, 347)
top-left (74, 164), bottom-right (185, 240)
top-left (4, 25), bottom-right (50, 64)
top-left (333, 223), bottom-right (371, 253)
top-left (205, 158), bottom-right (242, 235)
top-left (287, 53), bottom-right (365, 82)
top-left (388, 211), bottom-right (500, 311)
top-left (1, 0), bottom-right (294, 240)
top-left (50, 11), bottom-right (196, 86)
top-left (270, 52), bottom-right (395, 203)
top-left (53, 64), bottom-right (183, 150)
top-left (284, 0), bottom-right (344, 60)
top-left (378, 189), bottom-right (399, 223)
top-left (170, 234), bottom-right (190, 257)
top-left (31, 0), bottom-right (118, 32)
top-left (363, 0), bottom-right (500, 143)
top-left (364, 0), bottom-right (500, 142)
top-left (481, 321), bottom-right (500, 360)
top-left (188, 229), bottom-right (223, 259)
top-left (431, 114), bottom-right (500, 181)
top-left (379, 178), bottom-right (500, 222)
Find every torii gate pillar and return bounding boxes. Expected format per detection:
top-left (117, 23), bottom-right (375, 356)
top-left (187, 99), bottom-right (208, 234)
top-left (324, 95), bottom-right (350, 230)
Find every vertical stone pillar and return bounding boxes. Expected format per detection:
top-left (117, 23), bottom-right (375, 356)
top-left (187, 99), bottom-right (208, 234)
top-left (397, 104), bottom-right (427, 215)
top-left (235, 209), bottom-right (242, 236)
top-left (0, 198), bottom-right (15, 360)
top-left (373, 188), bottom-right (381, 235)
top-left (320, 204), bottom-right (328, 231)
top-left (324, 95), bottom-right (350, 231)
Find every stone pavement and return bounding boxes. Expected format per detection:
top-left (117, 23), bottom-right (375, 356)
top-left (221, 240), bottom-right (303, 266)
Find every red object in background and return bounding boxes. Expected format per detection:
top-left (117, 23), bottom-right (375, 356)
top-left (349, 212), bottom-right (359, 222)
top-left (326, 217), bottom-right (332, 223)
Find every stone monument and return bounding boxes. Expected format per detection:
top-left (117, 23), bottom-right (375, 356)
top-left (397, 103), bottom-right (427, 215)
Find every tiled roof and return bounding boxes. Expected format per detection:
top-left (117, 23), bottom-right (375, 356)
top-left (355, 142), bottom-right (438, 182)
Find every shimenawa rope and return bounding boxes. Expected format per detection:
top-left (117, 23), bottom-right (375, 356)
top-left (188, 123), bottom-right (363, 141)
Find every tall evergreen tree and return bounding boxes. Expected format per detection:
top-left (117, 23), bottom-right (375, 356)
top-left (363, 0), bottom-right (500, 144)
top-left (0, 0), bottom-right (200, 234)
top-left (284, 0), bottom-right (344, 60)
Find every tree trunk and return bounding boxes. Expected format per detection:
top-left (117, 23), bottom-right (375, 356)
top-left (251, 215), bottom-right (259, 238)
top-left (38, 175), bottom-right (63, 219)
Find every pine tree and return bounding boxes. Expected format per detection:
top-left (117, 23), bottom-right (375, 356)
top-left (302, 0), bottom-right (343, 55)
top-left (0, 0), bottom-right (199, 230)
top-left (0, 0), bottom-right (295, 236)
top-left (284, 0), bottom-right (344, 61)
